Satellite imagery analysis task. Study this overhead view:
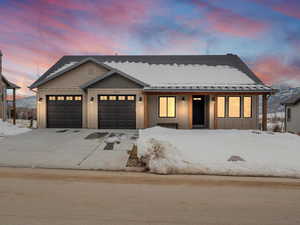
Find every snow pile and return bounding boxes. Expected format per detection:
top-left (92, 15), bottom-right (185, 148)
top-left (48, 62), bottom-right (77, 77)
top-left (105, 62), bottom-right (255, 86)
top-left (137, 127), bottom-right (300, 178)
top-left (0, 120), bottom-right (31, 136)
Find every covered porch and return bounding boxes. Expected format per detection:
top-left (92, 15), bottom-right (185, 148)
top-left (1, 76), bottom-right (20, 124)
top-left (143, 91), bottom-right (272, 131)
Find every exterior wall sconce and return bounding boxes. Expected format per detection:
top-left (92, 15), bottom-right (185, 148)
top-left (181, 97), bottom-right (185, 101)
top-left (211, 96), bottom-right (216, 102)
top-left (90, 97), bottom-right (94, 103)
top-left (38, 97), bottom-right (43, 102)
top-left (139, 96), bottom-right (143, 102)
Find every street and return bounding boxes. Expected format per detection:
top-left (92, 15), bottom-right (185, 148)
top-left (0, 168), bottom-right (300, 225)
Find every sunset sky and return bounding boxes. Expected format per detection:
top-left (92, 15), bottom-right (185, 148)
top-left (0, 0), bottom-right (300, 95)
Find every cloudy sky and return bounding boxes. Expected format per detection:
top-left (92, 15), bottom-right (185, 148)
top-left (0, 0), bottom-right (300, 95)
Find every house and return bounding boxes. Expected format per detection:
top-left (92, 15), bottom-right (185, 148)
top-left (281, 93), bottom-right (300, 134)
top-left (0, 51), bottom-right (20, 122)
top-left (29, 54), bottom-right (275, 130)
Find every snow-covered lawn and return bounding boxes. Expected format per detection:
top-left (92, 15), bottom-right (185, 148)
top-left (0, 120), bottom-right (31, 136)
top-left (137, 127), bottom-right (300, 178)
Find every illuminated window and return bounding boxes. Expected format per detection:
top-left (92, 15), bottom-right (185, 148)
top-left (159, 97), bottom-right (176, 118)
top-left (193, 97), bottom-right (202, 101)
top-left (118, 96), bottom-right (126, 100)
top-left (243, 97), bottom-right (252, 118)
top-left (217, 97), bottom-right (225, 118)
top-left (127, 96), bottom-right (135, 101)
top-left (57, 96), bottom-right (64, 101)
top-left (49, 96), bottom-right (56, 101)
top-left (109, 96), bottom-right (116, 101)
top-left (66, 96), bottom-right (73, 101)
top-left (74, 96), bottom-right (82, 101)
top-left (228, 97), bottom-right (241, 117)
top-left (100, 96), bottom-right (108, 101)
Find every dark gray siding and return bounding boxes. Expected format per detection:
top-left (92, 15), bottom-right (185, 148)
top-left (89, 74), bottom-right (143, 89)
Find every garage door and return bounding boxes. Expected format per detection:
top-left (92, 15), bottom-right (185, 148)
top-left (98, 95), bottom-right (136, 129)
top-left (47, 95), bottom-right (82, 128)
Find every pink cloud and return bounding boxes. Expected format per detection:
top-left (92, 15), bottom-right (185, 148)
top-left (252, 0), bottom-right (300, 19)
top-left (193, 1), bottom-right (269, 38)
top-left (0, 0), bottom-right (156, 95)
top-left (251, 56), bottom-right (300, 85)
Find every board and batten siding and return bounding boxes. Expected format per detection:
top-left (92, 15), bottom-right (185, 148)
top-left (215, 95), bottom-right (259, 129)
top-left (286, 104), bottom-right (300, 134)
top-left (147, 95), bottom-right (191, 129)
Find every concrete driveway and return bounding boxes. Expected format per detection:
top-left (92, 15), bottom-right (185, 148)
top-left (0, 129), bottom-right (138, 170)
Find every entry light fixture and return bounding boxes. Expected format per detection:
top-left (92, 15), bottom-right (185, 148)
top-left (90, 97), bottom-right (94, 103)
top-left (211, 96), bottom-right (216, 102)
top-left (139, 96), bottom-right (143, 102)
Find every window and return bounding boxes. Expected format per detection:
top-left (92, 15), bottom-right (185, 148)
top-left (57, 96), bottom-right (64, 101)
top-left (228, 97), bottom-right (241, 118)
top-left (127, 96), bottom-right (135, 101)
top-left (109, 96), bottom-right (116, 101)
top-left (243, 97), bottom-right (252, 118)
top-left (118, 96), bottom-right (126, 101)
top-left (100, 96), bottom-right (108, 101)
top-left (193, 97), bottom-right (202, 101)
top-left (66, 96), bottom-right (73, 101)
top-left (49, 96), bottom-right (56, 101)
top-left (217, 97), bottom-right (225, 118)
top-left (287, 108), bottom-right (291, 122)
top-left (74, 96), bottom-right (82, 101)
top-left (159, 97), bottom-right (176, 118)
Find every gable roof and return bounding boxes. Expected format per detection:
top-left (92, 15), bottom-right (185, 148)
top-left (29, 54), bottom-right (274, 92)
top-left (1, 75), bottom-right (20, 89)
top-left (281, 93), bottom-right (300, 105)
top-left (80, 70), bottom-right (147, 89)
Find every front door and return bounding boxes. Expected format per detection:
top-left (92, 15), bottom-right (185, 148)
top-left (192, 95), bottom-right (205, 128)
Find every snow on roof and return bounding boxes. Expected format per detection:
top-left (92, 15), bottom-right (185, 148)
top-left (48, 61), bottom-right (77, 77)
top-left (104, 62), bottom-right (256, 87)
top-left (144, 84), bottom-right (273, 92)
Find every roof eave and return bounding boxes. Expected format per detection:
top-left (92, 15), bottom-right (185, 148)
top-left (80, 70), bottom-right (148, 90)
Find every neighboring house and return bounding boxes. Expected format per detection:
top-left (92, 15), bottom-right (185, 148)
top-left (0, 51), bottom-right (20, 121)
top-left (29, 54), bottom-right (275, 130)
top-left (281, 93), bottom-right (300, 134)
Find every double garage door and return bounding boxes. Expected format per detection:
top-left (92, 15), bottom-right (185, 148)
top-left (98, 95), bottom-right (136, 129)
top-left (47, 95), bottom-right (83, 128)
top-left (46, 95), bottom-right (136, 129)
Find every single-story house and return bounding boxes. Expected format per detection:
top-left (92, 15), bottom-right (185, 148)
top-left (0, 51), bottom-right (20, 121)
top-left (281, 93), bottom-right (300, 134)
top-left (29, 54), bottom-right (275, 130)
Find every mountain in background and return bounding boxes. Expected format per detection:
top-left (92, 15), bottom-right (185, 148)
top-left (13, 87), bottom-right (300, 113)
top-left (268, 86), bottom-right (300, 113)
top-left (16, 95), bottom-right (36, 109)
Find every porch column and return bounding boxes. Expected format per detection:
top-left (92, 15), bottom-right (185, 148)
top-left (188, 95), bottom-right (193, 129)
top-left (143, 93), bottom-right (148, 128)
top-left (13, 88), bottom-right (16, 125)
top-left (262, 94), bottom-right (268, 131)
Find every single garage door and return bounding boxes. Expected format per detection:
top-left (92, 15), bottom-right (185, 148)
top-left (47, 95), bottom-right (82, 128)
top-left (98, 95), bottom-right (136, 129)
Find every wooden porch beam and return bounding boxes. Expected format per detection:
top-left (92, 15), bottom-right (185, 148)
top-left (188, 95), bottom-right (193, 129)
top-left (13, 88), bottom-right (16, 125)
top-left (262, 94), bottom-right (268, 131)
top-left (143, 94), bottom-right (148, 128)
